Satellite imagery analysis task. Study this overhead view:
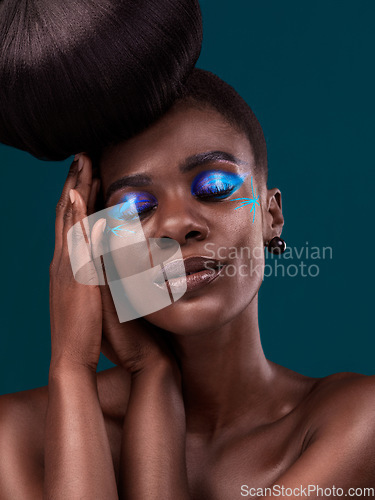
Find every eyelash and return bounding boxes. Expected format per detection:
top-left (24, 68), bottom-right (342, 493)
top-left (194, 183), bottom-right (236, 200)
top-left (127, 202), bottom-right (157, 221)
top-left (191, 171), bottom-right (244, 201)
top-left (109, 195), bottom-right (157, 223)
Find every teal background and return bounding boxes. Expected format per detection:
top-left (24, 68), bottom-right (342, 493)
top-left (1, 1), bottom-right (374, 395)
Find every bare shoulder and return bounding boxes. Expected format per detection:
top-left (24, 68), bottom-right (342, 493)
top-left (0, 386), bottom-right (47, 498)
top-left (0, 364), bottom-right (130, 432)
top-left (0, 385), bottom-right (47, 454)
top-left (306, 371), bottom-right (375, 422)
top-left (0, 366), bottom-right (130, 498)
top-left (302, 372), bottom-right (375, 471)
top-left (268, 372), bottom-right (375, 490)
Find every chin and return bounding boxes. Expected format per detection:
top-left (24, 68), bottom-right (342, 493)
top-left (143, 289), bottom-right (245, 336)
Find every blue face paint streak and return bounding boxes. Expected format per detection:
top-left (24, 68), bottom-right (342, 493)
top-left (191, 170), bottom-right (248, 200)
top-left (106, 192), bottom-right (157, 236)
top-left (230, 176), bottom-right (260, 223)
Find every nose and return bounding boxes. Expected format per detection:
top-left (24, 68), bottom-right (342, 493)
top-left (151, 195), bottom-right (209, 246)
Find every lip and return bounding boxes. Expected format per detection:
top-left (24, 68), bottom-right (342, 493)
top-left (153, 256), bottom-right (226, 294)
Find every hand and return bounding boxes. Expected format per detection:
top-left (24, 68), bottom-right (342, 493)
top-left (98, 236), bottom-right (178, 376)
top-left (49, 154), bottom-right (103, 373)
top-left (81, 157), bottom-right (178, 376)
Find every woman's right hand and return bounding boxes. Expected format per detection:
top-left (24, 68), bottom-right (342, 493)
top-left (45, 155), bottom-right (119, 500)
top-left (49, 154), bottom-right (104, 374)
top-left (75, 155), bottom-right (179, 377)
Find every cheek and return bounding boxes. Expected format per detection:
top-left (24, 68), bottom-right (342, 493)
top-left (106, 233), bottom-right (150, 279)
top-left (215, 203), bottom-right (265, 289)
top-left (216, 197), bottom-right (264, 254)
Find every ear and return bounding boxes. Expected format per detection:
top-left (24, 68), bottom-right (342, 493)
top-left (263, 187), bottom-right (284, 244)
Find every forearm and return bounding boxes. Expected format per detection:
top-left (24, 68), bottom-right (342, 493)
top-left (43, 362), bottom-right (118, 500)
top-left (119, 362), bottom-right (190, 500)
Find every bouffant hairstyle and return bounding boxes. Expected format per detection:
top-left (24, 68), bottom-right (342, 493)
top-left (0, 0), bottom-right (202, 160)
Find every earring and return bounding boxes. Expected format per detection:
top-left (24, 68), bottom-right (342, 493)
top-left (266, 236), bottom-right (286, 254)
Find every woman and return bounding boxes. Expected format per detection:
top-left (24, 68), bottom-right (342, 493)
top-left (2, 69), bottom-right (373, 499)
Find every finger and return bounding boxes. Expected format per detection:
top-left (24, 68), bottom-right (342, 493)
top-left (74, 153), bottom-right (93, 208)
top-left (91, 218), bottom-right (107, 285)
top-left (54, 157), bottom-right (81, 255)
top-left (87, 178), bottom-right (100, 217)
top-left (65, 189), bottom-right (98, 285)
top-left (90, 221), bottom-right (121, 323)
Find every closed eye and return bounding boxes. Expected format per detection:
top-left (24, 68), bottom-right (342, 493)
top-left (194, 184), bottom-right (236, 200)
top-left (191, 170), bottom-right (246, 201)
top-left (108, 192), bottom-right (158, 222)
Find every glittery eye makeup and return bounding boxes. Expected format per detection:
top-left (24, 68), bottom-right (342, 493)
top-left (230, 176), bottom-right (260, 223)
top-left (191, 170), bottom-right (248, 200)
top-left (108, 191), bottom-right (158, 223)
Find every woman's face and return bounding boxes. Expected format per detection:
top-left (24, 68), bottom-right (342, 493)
top-left (99, 104), bottom-right (278, 336)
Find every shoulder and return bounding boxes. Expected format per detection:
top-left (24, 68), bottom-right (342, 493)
top-left (0, 365), bottom-right (130, 429)
top-left (0, 366), bottom-right (130, 494)
top-left (306, 371), bottom-right (375, 425)
top-left (0, 386), bottom-right (47, 498)
top-left (270, 372), bottom-right (375, 490)
top-left (0, 385), bottom-right (47, 447)
top-left (303, 372), bottom-right (375, 475)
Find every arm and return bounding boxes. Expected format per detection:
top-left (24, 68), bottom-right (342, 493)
top-left (263, 375), bottom-right (375, 499)
top-left (44, 363), bottom-right (118, 499)
top-left (119, 360), bottom-right (189, 500)
top-left (80, 162), bottom-right (191, 498)
top-left (44, 155), bottom-right (118, 499)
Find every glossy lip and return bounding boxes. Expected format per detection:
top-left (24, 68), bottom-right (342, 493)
top-left (153, 256), bottom-right (226, 294)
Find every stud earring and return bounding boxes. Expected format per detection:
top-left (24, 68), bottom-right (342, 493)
top-left (266, 236), bottom-right (286, 254)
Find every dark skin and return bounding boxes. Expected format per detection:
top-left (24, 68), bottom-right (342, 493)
top-left (0, 103), bottom-right (374, 499)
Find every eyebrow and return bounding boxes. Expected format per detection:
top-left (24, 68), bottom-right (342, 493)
top-left (104, 150), bottom-right (248, 204)
top-left (179, 150), bottom-right (248, 173)
top-left (104, 174), bottom-right (152, 205)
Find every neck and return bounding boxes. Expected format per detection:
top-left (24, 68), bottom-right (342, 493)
top-left (169, 294), bottom-right (276, 436)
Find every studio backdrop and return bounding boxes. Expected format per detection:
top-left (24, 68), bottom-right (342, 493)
top-left (1, 0), bottom-right (374, 394)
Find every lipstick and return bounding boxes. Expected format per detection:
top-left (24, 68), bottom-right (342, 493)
top-left (153, 256), bottom-right (225, 294)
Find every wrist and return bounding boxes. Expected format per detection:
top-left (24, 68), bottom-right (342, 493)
top-left (131, 355), bottom-right (181, 386)
top-left (49, 356), bottom-right (97, 382)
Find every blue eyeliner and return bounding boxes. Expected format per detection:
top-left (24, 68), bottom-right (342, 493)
top-left (230, 176), bottom-right (260, 223)
top-left (191, 170), bottom-right (249, 200)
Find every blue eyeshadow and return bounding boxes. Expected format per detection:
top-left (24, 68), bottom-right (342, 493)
top-left (108, 192), bottom-right (158, 222)
top-left (191, 170), bottom-right (247, 199)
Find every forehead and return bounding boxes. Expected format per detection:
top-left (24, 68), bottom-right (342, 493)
top-left (100, 104), bottom-right (254, 192)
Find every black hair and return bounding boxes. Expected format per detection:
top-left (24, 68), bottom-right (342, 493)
top-left (0, 0), bottom-right (202, 161)
top-left (177, 69), bottom-right (268, 181)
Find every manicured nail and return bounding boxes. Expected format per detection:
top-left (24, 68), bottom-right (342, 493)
top-left (69, 189), bottom-right (76, 204)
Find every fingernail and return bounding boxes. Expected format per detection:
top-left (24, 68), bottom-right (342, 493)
top-left (74, 153), bottom-right (80, 162)
top-left (101, 219), bottom-right (107, 233)
top-left (69, 189), bottom-right (76, 204)
top-left (78, 156), bottom-right (84, 172)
